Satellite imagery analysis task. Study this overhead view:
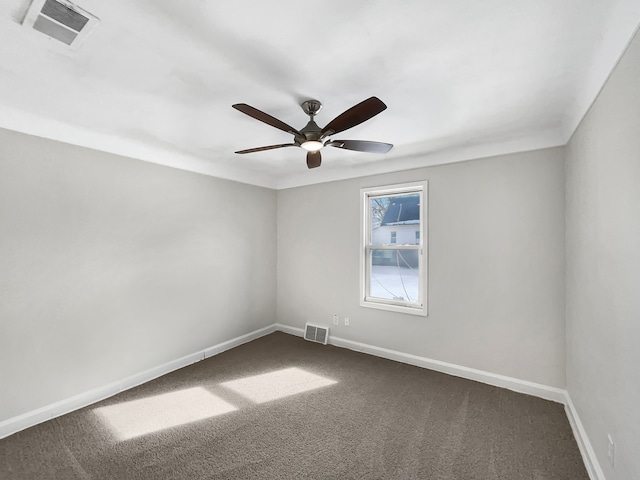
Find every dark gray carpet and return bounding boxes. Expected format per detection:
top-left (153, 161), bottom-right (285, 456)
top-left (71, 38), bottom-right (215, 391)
top-left (0, 332), bottom-right (588, 479)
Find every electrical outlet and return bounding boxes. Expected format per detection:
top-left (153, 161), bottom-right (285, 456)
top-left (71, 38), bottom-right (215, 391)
top-left (607, 435), bottom-right (615, 467)
top-left (332, 314), bottom-right (339, 326)
top-left (344, 317), bottom-right (350, 326)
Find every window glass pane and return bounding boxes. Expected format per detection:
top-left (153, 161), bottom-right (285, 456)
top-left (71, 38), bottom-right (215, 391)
top-left (370, 193), bottom-right (420, 246)
top-left (369, 249), bottom-right (419, 302)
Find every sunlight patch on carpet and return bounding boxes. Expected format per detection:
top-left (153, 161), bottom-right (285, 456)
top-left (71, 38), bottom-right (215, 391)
top-left (93, 387), bottom-right (237, 440)
top-left (220, 367), bottom-right (337, 404)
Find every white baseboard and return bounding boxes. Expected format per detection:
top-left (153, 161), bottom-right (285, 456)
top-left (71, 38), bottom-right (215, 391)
top-left (275, 323), bottom-right (566, 404)
top-left (564, 393), bottom-right (606, 480)
top-left (204, 325), bottom-right (276, 358)
top-left (0, 325), bottom-right (276, 440)
top-left (273, 323), bottom-right (305, 337)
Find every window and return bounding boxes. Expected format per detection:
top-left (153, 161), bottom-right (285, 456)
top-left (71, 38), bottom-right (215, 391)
top-left (360, 181), bottom-right (427, 316)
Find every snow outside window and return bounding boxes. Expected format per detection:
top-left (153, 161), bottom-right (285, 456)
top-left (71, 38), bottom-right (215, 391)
top-left (360, 181), bottom-right (428, 316)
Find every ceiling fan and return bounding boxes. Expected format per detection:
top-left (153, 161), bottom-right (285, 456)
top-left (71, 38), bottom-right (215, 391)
top-left (232, 97), bottom-right (393, 169)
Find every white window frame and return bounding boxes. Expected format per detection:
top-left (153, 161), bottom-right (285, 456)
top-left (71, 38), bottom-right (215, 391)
top-left (360, 181), bottom-right (428, 316)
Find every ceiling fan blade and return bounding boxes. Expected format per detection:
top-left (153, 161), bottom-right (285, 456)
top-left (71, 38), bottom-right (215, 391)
top-left (306, 151), bottom-right (321, 169)
top-left (327, 140), bottom-right (393, 153)
top-left (233, 104), bottom-right (302, 136)
top-left (321, 97), bottom-right (387, 136)
top-left (235, 143), bottom-right (297, 154)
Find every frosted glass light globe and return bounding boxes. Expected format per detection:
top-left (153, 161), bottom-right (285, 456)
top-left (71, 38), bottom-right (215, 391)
top-left (301, 141), bottom-right (323, 152)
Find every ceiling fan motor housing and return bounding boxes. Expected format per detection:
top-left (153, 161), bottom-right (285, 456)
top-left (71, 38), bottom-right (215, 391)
top-left (300, 120), bottom-right (322, 141)
top-left (299, 100), bottom-right (324, 143)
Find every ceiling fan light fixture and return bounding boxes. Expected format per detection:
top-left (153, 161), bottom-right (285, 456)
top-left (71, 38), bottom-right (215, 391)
top-left (301, 140), bottom-right (323, 152)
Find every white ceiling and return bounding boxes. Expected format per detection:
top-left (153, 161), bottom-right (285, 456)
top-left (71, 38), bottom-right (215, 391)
top-left (1, 1), bottom-right (639, 189)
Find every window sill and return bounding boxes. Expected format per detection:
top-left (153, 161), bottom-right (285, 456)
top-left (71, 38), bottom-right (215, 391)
top-left (360, 298), bottom-right (428, 317)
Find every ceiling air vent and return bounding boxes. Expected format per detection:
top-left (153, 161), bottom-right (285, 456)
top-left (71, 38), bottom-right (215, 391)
top-left (304, 323), bottom-right (329, 345)
top-left (23, 0), bottom-right (99, 49)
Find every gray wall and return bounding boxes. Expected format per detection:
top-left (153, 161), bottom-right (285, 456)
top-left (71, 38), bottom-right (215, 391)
top-left (565, 28), bottom-right (640, 480)
top-left (0, 129), bottom-right (277, 421)
top-left (277, 148), bottom-right (566, 387)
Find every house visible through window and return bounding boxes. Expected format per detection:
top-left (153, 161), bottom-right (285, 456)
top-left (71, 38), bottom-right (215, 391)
top-left (360, 181), bottom-right (428, 316)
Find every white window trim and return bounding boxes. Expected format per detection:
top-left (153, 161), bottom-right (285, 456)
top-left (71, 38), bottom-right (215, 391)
top-left (360, 181), bottom-right (428, 316)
